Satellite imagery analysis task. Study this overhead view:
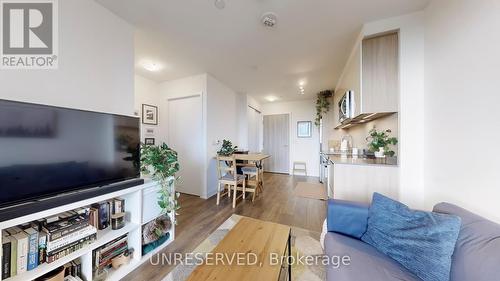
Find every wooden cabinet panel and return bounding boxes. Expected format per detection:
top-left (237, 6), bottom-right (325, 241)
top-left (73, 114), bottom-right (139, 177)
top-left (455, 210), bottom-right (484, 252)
top-left (333, 164), bottom-right (399, 203)
top-left (362, 32), bottom-right (399, 113)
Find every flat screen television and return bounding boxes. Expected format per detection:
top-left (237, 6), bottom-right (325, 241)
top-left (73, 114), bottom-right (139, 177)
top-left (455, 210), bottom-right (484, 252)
top-left (0, 99), bottom-right (141, 208)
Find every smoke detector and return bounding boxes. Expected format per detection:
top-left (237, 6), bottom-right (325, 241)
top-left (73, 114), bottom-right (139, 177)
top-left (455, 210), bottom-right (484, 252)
top-left (261, 12), bottom-right (278, 28)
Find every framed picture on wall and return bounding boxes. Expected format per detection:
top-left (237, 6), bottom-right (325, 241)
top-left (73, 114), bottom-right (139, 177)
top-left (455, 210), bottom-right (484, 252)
top-left (142, 104), bottom-right (158, 125)
top-left (297, 121), bottom-right (312, 138)
top-left (145, 138), bottom-right (155, 145)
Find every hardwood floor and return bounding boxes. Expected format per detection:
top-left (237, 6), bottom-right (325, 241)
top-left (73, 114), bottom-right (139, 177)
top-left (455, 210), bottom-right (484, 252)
top-left (122, 173), bottom-right (327, 281)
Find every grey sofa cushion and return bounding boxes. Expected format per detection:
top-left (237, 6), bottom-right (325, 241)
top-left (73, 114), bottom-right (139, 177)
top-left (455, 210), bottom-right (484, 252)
top-left (324, 232), bottom-right (421, 281)
top-left (433, 203), bottom-right (500, 281)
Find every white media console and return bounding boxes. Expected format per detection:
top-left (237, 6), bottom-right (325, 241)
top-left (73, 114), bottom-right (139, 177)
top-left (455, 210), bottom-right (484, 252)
top-left (0, 179), bottom-right (174, 281)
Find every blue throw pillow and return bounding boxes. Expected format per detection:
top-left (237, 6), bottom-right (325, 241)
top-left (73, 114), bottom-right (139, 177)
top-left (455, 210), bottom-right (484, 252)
top-left (361, 193), bottom-right (462, 281)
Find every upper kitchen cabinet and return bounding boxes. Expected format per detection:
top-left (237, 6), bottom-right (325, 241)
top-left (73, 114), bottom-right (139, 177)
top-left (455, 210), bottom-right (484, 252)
top-left (334, 31), bottom-right (399, 128)
top-left (361, 32), bottom-right (399, 114)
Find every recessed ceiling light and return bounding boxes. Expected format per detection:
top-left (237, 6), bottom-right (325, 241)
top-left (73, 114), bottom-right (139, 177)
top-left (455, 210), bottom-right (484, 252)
top-left (299, 80), bottom-right (306, 87)
top-left (215, 0), bottom-right (225, 10)
top-left (141, 61), bottom-right (163, 72)
top-left (266, 96), bottom-right (278, 102)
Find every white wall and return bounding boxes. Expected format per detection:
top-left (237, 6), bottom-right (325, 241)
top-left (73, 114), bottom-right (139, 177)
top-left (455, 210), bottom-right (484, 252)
top-left (237, 94), bottom-right (262, 152)
top-left (361, 12), bottom-right (426, 208)
top-left (0, 0), bottom-right (134, 116)
top-left (155, 73), bottom-right (240, 199)
top-left (424, 0), bottom-right (500, 222)
top-left (206, 75), bottom-right (239, 197)
top-left (262, 99), bottom-right (320, 177)
top-left (134, 75), bottom-right (161, 141)
top-left (156, 74), bottom-right (208, 196)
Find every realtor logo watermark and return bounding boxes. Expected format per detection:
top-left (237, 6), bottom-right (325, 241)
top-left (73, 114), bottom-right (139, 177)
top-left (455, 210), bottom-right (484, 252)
top-left (0, 0), bottom-right (58, 69)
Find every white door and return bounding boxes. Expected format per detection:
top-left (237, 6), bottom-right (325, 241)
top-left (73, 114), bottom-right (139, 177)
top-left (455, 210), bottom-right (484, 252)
top-left (168, 95), bottom-right (203, 196)
top-left (263, 114), bottom-right (290, 173)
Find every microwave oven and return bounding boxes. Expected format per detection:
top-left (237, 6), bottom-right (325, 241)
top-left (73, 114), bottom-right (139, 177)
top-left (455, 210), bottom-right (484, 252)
top-left (338, 90), bottom-right (355, 123)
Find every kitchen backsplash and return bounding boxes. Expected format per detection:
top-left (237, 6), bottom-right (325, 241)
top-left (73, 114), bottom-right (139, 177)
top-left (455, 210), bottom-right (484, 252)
top-left (323, 113), bottom-right (399, 155)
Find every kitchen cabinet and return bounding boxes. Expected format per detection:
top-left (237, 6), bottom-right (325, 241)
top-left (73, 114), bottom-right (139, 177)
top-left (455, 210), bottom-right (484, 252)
top-left (332, 164), bottom-right (399, 203)
top-left (361, 32), bottom-right (399, 113)
top-left (333, 31), bottom-right (399, 128)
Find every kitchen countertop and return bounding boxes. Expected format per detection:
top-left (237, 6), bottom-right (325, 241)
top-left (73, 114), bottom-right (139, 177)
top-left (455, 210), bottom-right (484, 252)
top-left (321, 152), bottom-right (398, 166)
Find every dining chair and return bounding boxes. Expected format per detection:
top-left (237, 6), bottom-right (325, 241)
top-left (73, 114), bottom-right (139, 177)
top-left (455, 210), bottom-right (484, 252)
top-left (241, 165), bottom-right (259, 202)
top-left (216, 155), bottom-right (246, 208)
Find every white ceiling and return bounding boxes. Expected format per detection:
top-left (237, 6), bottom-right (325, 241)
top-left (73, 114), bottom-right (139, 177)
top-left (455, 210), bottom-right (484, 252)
top-left (96, 0), bottom-right (429, 103)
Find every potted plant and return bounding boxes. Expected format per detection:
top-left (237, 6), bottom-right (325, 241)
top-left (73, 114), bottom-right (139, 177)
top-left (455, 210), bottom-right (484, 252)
top-left (217, 139), bottom-right (238, 156)
top-left (140, 143), bottom-right (180, 224)
top-left (366, 128), bottom-right (398, 158)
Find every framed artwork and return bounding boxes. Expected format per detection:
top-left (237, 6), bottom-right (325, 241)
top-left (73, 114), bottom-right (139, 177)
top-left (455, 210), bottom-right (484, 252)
top-left (142, 104), bottom-right (158, 125)
top-left (144, 138), bottom-right (155, 145)
top-left (297, 121), bottom-right (312, 138)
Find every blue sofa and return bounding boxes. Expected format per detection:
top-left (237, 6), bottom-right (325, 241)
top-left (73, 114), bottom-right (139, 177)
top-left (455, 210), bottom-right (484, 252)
top-left (324, 199), bottom-right (500, 281)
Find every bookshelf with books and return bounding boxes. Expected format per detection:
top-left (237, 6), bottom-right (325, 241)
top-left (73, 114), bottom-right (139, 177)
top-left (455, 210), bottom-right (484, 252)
top-left (0, 179), bottom-right (174, 281)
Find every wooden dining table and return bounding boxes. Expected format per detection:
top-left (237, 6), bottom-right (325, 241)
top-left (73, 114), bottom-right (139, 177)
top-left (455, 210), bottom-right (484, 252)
top-left (234, 153), bottom-right (269, 194)
top-left (233, 153), bottom-right (270, 164)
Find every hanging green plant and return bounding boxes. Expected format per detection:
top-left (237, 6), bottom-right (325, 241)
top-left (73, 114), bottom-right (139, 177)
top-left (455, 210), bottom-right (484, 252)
top-left (315, 90), bottom-right (333, 127)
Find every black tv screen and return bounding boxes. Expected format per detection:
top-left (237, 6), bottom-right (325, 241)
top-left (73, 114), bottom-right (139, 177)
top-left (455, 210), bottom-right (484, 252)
top-left (0, 99), bottom-right (140, 207)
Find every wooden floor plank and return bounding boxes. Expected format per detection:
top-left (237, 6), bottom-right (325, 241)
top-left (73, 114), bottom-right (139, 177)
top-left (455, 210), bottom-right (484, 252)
top-left (122, 173), bottom-right (327, 281)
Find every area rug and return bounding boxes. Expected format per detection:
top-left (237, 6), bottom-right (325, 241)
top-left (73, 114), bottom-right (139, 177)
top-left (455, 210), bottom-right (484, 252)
top-left (161, 215), bottom-right (325, 281)
top-left (294, 182), bottom-right (328, 200)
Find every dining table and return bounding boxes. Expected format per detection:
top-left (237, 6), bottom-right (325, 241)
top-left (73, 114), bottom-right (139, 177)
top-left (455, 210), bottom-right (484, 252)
top-left (234, 153), bottom-right (270, 195)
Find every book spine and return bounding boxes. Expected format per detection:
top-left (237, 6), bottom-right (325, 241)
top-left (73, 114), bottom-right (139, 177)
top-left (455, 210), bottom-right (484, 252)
top-left (16, 236), bottom-right (28, 274)
top-left (10, 238), bottom-right (17, 277)
top-left (38, 233), bottom-right (47, 265)
top-left (47, 234), bottom-right (96, 264)
top-left (27, 231), bottom-right (39, 271)
top-left (99, 243), bottom-right (127, 263)
top-left (46, 226), bottom-right (97, 253)
top-left (2, 239), bottom-right (11, 279)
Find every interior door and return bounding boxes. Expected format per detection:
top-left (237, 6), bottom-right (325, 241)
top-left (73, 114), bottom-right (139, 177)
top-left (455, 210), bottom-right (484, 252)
top-left (263, 114), bottom-right (290, 173)
top-left (167, 95), bottom-right (203, 196)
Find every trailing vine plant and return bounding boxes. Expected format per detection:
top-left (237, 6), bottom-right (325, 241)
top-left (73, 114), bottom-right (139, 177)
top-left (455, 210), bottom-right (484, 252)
top-left (315, 90), bottom-right (333, 127)
top-left (140, 143), bottom-right (180, 224)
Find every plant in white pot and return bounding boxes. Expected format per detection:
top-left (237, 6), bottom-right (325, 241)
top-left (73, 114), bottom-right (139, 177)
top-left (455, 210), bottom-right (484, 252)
top-left (140, 143), bottom-right (180, 225)
top-left (366, 128), bottom-right (398, 158)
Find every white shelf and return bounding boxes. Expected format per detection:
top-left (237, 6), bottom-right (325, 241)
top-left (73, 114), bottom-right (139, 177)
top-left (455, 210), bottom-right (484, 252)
top-left (106, 232), bottom-right (175, 281)
top-left (0, 179), bottom-right (175, 281)
top-left (104, 259), bottom-right (141, 281)
top-left (4, 223), bottom-right (140, 281)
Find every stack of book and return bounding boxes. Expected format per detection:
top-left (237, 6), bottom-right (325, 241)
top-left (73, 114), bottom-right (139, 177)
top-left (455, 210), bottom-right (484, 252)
top-left (90, 198), bottom-right (125, 230)
top-left (1, 208), bottom-right (97, 279)
top-left (92, 234), bottom-right (128, 273)
top-left (1, 199), bottom-right (126, 279)
top-left (2, 225), bottom-right (44, 278)
top-left (39, 208), bottom-right (97, 264)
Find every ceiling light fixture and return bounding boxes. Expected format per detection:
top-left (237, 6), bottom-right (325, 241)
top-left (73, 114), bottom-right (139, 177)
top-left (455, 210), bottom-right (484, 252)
top-left (141, 61), bottom-right (163, 72)
top-left (298, 80), bottom-right (306, 95)
top-left (214, 0), bottom-right (225, 10)
top-left (266, 96), bottom-right (278, 102)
